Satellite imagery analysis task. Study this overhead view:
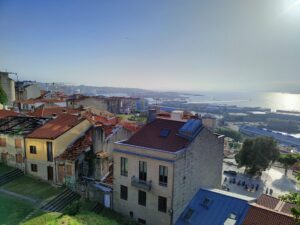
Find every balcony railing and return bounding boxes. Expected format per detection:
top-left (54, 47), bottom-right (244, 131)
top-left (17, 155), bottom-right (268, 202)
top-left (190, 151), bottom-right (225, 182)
top-left (131, 176), bottom-right (152, 191)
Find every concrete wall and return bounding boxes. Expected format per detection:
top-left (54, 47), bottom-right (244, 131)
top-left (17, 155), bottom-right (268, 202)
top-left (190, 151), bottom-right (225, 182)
top-left (24, 84), bottom-right (42, 99)
top-left (0, 134), bottom-right (25, 170)
top-left (172, 128), bottom-right (224, 223)
top-left (113, 147), bottom-right (174, 225)
top-left (0, 72), bottom-right (16, 106)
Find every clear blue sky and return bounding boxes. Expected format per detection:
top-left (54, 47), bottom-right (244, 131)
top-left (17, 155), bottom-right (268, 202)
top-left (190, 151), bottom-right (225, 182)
top-left (0, 0), bottom-right (300, 92)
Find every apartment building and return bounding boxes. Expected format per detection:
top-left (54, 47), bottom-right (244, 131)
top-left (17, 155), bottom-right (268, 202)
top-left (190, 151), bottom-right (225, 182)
top-left (25, 114), bottom-right (91, 182)
top-left (113, 118), bottom-right (224, 225)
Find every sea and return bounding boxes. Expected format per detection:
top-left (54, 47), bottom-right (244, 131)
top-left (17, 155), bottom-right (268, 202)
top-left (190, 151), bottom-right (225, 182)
top-left (181, 91), bottom-right (300, 112)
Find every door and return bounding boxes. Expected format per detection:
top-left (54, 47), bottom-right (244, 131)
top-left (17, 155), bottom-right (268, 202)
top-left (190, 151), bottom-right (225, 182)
top-left (104, 194), bottom-right (111, 208)
top-left (58, 165), bottom-right (64, 184)
top-left (47, 166), bottom-right (54, 181)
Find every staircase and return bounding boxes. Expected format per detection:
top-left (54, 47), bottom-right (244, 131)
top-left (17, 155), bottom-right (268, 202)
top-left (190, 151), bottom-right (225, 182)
top-left (91, 203), bottom-right (104, 214)
top-left (0, 169), bottom-right (23, 186)
top-left (40, 189), bottom-right (80, 212)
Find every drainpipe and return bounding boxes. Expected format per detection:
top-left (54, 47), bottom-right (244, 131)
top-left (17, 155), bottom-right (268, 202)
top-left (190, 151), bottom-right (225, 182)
top-left (170, 162), bottom-right (175, 225)
top-left (23, 137), bottom-right (26, 174)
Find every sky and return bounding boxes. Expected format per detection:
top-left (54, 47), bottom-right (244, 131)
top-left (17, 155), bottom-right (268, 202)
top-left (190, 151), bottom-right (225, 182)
top-left (0, 0), bottom-right (300, 92)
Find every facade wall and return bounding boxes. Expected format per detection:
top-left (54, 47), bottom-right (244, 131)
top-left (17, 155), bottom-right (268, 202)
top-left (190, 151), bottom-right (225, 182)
top-left (0, 134), bottom-right (25, 170)
top-left (113, 145), bottom-right (175, 225)
top-left (25, 119), bottom-right (91, 181)
top-left (25, 84), bottom-right (42, 99)
top-left (71, 98), bottom-right (108, 111)
top-left (172, 128), bottom-right (224, 223)
top-left (0, 72), bottom-right (16, 106)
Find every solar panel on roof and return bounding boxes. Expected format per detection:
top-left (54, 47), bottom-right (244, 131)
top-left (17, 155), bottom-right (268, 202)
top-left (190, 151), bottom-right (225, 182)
top-left (160, 128), bottom-right (170, 137)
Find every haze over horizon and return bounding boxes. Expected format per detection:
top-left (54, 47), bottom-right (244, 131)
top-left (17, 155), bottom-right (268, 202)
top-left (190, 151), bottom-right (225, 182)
top-left (1, 0), bottom-right (300, 93)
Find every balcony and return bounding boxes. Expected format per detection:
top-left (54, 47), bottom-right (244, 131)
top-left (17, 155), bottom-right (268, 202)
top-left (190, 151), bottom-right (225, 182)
top-left (131, 176), bottom-right (152, 191)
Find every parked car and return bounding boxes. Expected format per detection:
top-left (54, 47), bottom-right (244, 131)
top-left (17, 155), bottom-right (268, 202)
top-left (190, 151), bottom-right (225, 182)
top-left (223, 170), bottom-right (237, 176)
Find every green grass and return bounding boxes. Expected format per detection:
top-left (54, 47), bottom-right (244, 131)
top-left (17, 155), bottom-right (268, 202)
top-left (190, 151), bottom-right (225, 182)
top-left (2, 175), bottom-right (63, 201)
top-left (0, 163), bottom-right (14, 175)
top-left (0, 192), bottom-right (35, 225)
top-left (22, 209), bottom-right (137, 225)
top-left (22, 200), bottom-right (137, 225)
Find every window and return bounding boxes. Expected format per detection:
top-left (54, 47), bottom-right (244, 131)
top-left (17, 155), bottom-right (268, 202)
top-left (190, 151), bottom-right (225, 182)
top-left (139, 161), bottom-right (147, 181)
top-left (138, 218), bottom-right (146, 225)
top-left (120, 157), bottom-right (128, 176)
top-left (0, 137), bottom-right (6, 147)
top-left (16, 153), bottom-right (23, 163)
top-left (15, 139), bottom-right (22, 149)
top-left (159, 165), bottom-right (168, 186)
top-left (120, 185), bottom-right (128, 200)
top-left (184, 208), bottom-right (194, 221)
top-left (31, 164), bottom-right (38, 172)
top-left (138, 190), bottom-right (146, 206)
top-left (160, 128), bottom-right (170, 137)
top-left (158, 196), bottom-right (167, 213)
top-left (30, 146), bottom-right (37, 154)
top-left (47, 142), bottom-right (53, 162)
top-left (201, 197), bottom-right (213, 208)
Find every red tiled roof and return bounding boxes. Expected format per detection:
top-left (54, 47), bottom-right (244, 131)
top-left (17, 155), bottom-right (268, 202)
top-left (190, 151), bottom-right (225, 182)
top-left (243, 205), bottom-right (296, 225)
top-left (121, 121), bottom-right (141, 133)
top-left (26, 114), bottom-right (86, 139)
top-left (124, 118), bottom-right (190, 152)
top-left (257, 194), bottom-right (281, 210)
top-left (56, 128), bottom-right (93, 161)
top-left (28, 107), bottom-right (79, 117)
top-left (0, 110), bottom-right (19, 119)
top-left (257, 194), bottom-right (294, 215)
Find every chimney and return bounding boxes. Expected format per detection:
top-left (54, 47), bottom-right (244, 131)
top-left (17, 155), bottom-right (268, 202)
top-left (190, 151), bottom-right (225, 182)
top-left (147, 109), bottom-right (157, 123)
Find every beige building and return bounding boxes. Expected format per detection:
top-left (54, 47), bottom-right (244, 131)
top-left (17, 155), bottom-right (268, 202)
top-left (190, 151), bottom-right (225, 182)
top-left (113, 118), bottom-right (224, 225)
top-left (15, 81), bottom-right (42, 101)
top-left (25, 114), bottom-right (91, 182)
top-left (0, 116), bottom-right (48, 171)
top-left (0, 71), bottom-right (16, 107)
top-left (202, 114), bottom-right (218, 130)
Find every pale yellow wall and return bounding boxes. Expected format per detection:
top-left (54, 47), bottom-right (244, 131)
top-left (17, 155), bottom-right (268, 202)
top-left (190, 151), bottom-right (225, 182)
top-left (25, 119), bottom-right (92, 181)
top-left (54, 119), bottom-right (91, 157)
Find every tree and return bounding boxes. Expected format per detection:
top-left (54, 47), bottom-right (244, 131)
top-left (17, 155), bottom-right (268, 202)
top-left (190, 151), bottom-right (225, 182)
top-left (216, 127), bottom-right (243, 142)
top-left (0, 84), bottom-right (8, 105)
top-left (278, 154), bottom-right (298, 176)
top-left (235, 137), bottom-right (280, 175)
top-left (280, 174), bottom-right (300, 222)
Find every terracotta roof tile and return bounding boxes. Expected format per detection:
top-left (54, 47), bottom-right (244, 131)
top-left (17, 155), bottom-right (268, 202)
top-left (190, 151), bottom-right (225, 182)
top-left (0, 110), bottom-right (19, 119)
top-left (257, 194), bottom-right (294, 215)
top-left (26, 114), bottom-right (86, 139)
top-left (243, 205), bottom-right (296, 225)
top-left (124, 118), bottom-right (190, 152)
top-left (28, 107), bottom-right (79, 117)
top-left (257, 194), bottom-right (280, 210)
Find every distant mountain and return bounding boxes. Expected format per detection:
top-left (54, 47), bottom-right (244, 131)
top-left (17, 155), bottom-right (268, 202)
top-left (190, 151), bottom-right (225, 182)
top-left (38, 83), bottom-right (187, 99)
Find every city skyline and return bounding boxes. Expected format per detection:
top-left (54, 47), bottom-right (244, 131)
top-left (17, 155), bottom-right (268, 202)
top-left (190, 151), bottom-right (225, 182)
top-left (1, 0), bottom-right (300, 92)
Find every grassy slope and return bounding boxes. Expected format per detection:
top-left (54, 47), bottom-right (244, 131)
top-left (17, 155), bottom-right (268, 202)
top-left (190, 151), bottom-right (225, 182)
top-left (23, 210), bottom-right (137, 225)
top-left (2, 175), bottom-right (63, 201)
top-left (0, 163), bottom-right (14, 175)
top-left (0, 192), bottom-right (35, 225)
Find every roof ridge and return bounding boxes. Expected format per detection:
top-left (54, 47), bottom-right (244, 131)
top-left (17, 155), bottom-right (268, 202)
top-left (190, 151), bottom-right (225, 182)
top-left (251, 203), bottom-right (294, 218)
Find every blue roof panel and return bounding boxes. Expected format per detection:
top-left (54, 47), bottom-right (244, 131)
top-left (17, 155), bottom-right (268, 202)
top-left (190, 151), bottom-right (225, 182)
top-left (175, 189), bottom-right (251, 225)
